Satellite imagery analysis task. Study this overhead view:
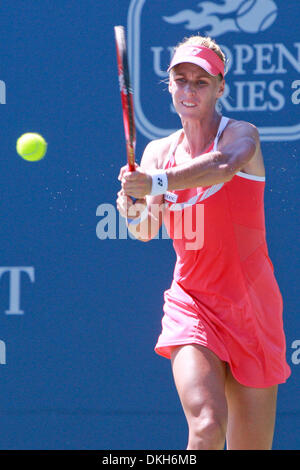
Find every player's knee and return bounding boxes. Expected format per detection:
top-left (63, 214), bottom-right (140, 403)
top-left (188, 413), bottom-right (227, 450)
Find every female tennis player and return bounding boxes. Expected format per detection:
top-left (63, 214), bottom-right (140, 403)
top-left (116, 35), bottom-right (291, 450)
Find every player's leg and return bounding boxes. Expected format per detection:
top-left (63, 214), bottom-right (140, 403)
top-left (171, 344), bottom-right (228, 450)
top-left (225, 369), bottom-right (278, 450)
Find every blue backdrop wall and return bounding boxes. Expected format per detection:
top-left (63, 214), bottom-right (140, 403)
top-left (0, 0), bottom-right (299, 450)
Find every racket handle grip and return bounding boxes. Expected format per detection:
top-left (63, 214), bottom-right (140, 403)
top-left (127, 155), bottom-right (136, 203)
top-left (127, 160), bottom-right (136, 202)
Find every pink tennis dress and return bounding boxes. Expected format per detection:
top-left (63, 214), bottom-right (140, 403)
top-left (154, 116), bottom-right (291, 387)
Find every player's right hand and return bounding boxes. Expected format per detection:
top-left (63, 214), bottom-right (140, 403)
top-left (116, 189), bottom-right (147, 220)
top-left (118, 163), bottom-right (139, 182)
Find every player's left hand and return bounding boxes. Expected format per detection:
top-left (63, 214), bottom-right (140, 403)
top-left (119, 165), bottom-right (152, 198)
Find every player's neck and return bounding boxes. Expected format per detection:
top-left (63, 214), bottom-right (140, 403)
top-left (181, 112), bottom-right (221, 157)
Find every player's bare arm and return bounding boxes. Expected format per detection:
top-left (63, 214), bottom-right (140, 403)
top-left (121, 120), bottom-right (261, 198)
top-left (167, 120), bottom-right (262, 190)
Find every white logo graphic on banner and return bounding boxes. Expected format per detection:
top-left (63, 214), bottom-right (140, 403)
top-left (0, 340), bottom-right (6, 364)
top-left (0, 267), bottom-right (35, 365)
top-left (0, 80), bottom-right (6, 104)
top-left (0, 266), bottom-right (35, 315)
top-left (128, 0), bottom-right (300, 142)
top-left (163, 0), bottom-right (278, 37)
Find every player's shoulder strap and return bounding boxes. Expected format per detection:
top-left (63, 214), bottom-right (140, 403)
top-left (163, 129), bottom-right (183, 169)
top-left (213, 116), bottom-right (230, 151)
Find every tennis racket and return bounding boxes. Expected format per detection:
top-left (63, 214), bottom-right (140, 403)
top-left (114, 25), bottom-right (136, 172)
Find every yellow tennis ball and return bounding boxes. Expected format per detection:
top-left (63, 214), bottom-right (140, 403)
top-left (16, 133), bottom-right (47, 161)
